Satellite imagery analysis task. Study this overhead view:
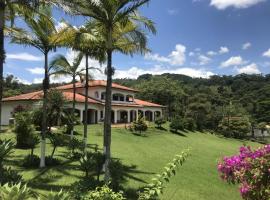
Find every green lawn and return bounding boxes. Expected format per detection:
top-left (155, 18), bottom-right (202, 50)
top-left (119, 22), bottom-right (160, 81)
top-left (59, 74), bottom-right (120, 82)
top-left (0, 124), bottom-right (261, 200)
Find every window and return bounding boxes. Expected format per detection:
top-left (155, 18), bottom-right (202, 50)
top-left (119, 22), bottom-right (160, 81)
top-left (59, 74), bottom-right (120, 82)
top-left (100, 110), bottom-right (104, 119)
top-left (95, 91), bottom-right (99, 98)
top-left (126, 95), bottom-right (134, 102)
top-left (112, 93), bottom-right (124, 101)
top-left (101, 92), bottom-right (106, 100)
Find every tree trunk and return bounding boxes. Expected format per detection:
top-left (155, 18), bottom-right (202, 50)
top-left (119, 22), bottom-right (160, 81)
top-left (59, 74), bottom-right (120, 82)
top-left (71, 75), bottom-right (76, 138)
top-left (40, 51), bottom-right (49, 168)
top-left (0, 3), bottom-right (5, 132)
top-left (103, 49), bottom-right (113, 184)
top-left (83, 55), bottom-right (89, 150)
top-left (51, 146), bottom-right (56, 158)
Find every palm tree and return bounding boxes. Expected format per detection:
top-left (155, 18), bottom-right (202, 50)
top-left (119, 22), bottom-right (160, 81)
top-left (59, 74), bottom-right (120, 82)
top-left (0, 0), bottom-right (40, 132)
top-left (49, 52), bottom-right (84, 138)
top-left (54, 21), bottom-right (105, 149)
top-left (10, 6), bottom-right (60, 168)
top-left (58, 0), bottom-right (156, 182)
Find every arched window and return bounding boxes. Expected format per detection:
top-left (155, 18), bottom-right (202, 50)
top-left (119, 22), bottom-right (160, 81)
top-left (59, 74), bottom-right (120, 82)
top-left (113, 93), bottom-right (124, 101)
top-left (95, 91), bottom-right (99, 98)
top-left (101, 92), bottom-right (106, 100)
top-left (126, 95), bottom-right (134, 102)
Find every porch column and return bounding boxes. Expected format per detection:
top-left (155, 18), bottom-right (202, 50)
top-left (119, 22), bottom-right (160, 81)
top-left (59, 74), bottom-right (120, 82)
top-left (127, 110), bottom-right (130, 123)
top-left (97, 109), bottom-right (100, 123)
top-left (136, 110), bottom-right (139, 120)
top-left (80, 109), bottom-right (83, 123)
top-left (114, 110), bottom-right (118, 124)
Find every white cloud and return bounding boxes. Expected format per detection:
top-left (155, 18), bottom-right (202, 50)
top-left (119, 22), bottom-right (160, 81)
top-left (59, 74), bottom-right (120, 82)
top-left (189, 52), bottom-right (195, 57)
top-left (207, 51), bottom-right (217, 56)
top-left (112, 66), bottom-right (214, 79)
top-left (242, 42), bottom-right (251, 50)
top-left (210, 0), bottom-right (266, 10)
top-left (17, 78), bottom-right (31, 85)
top-left (262, 49), bottom-right (270, 57)
top-left (198, 55), bottom-right (211, 65)
top-left (221, 56), bottom-right (247, 67)
top-left (145, 44), bottom-right (186, 66)
top-left (33, 78), bottom-right (43, 84)
top-left (236, 63), bottom-right (261, 74)
top-left (168, 44), bottom-right (186, 66)
top-left (219, 46), bottom-right (229, 54)
top-left (6, 53), bottom-right (43, 61)
top-left (26, 67), bottom-right (44, 75)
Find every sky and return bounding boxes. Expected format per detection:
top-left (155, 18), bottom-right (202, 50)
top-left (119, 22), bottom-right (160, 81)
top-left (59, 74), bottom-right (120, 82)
top-left (4, 0), bottom-right (270, 84)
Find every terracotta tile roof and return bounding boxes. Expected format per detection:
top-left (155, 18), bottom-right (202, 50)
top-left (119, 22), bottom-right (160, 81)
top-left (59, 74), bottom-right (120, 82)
top-left (134, 99), bottom-right (165, 108)
top-left (3, 91), bottom-right (43, 101)
top-left (3, 91), bottom-right (101, 105)
top-left (57, 80), bottom-right (139, 92)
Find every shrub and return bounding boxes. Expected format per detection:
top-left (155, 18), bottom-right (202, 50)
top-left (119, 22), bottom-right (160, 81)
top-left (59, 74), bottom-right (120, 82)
top-left (32, 109), bottom-right (43, 130)
top-left (22, 155), bottom-right (40, 168)
top-left (218, 145), bottom-right (270, 200)
top-left (0, 139), bottom-right (14, 168)
top-left (84, 185), bottom-right (126, 200)
top-left (154, 117), bottom-right (166, 128)
top-left (70, 177), bottom-right (99, 200)
top-left (42, 190), bottom-right (71, 200)
top-left (68, 137), bottom-right (84, 157)
top-left (0, 167), bottom-right (22, 185)
top-left (132, 116), bottom-right (148, 135)
top-left (170, 116), bottom-right (184, 133)
top-left (108, 159), bottom-right (127, 191)
top-left (0, 183), bottom-right (36, 200)
top-left (183, 117), bottom-right (197, 131)
top-left (79, 152), bottom-right (96, 178)
top-left (48, 133), bottom-right (67, 158)
top-left (14, 112), bottom-right (36, 148)
top-left (218, 116), bottom-right (251, 138)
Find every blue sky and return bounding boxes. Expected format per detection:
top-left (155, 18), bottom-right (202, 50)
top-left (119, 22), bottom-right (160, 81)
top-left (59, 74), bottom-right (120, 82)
top-left (4, 0), bottom-right (270, 84)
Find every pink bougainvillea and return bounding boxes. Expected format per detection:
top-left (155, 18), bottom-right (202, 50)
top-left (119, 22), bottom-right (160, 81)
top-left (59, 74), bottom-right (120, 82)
top-left (218, 145), bottom-right (270, 200)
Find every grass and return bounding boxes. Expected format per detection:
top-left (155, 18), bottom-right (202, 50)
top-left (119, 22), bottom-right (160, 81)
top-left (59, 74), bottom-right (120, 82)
top-left (0, 123), bottom-right (262, 200)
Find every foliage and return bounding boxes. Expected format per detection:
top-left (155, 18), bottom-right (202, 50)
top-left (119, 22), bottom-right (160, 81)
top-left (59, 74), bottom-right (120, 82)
top-left (154, 117), bottom-right (166, 128)
top-left (183, 117), bottom-right (197, 131)
top-left (42, 190), bottom-right (71, 200)
top-left (0, 183), bottom-right (36, 200)
top-left (22, 155), bottom-right (40, 168)
top-left (170, 116), bottom-right (184, 133)
top-left (14, 112), bottom-right (36, 148)
top-left (0, 167), bottom-right (22, 185)
top-left (67, 137), bottom-right (85, 156)
top-left (84, 185), bottom-right (126, 200)
top-left (0, 139), bottom-right (14, 168)
top-left (138, 149), bottom-right (190, 200)
top-left (132, 115), bottom-right (148, 135)
top-left (48, 133), bottom-right (67, 158)
top-left (218, 116), bottom-right (251, 138)
top-left (108, 159), bottom-right (127, 191)
top-left (218, 145), bottom-right (270, 200)
top-left (70, 177), bottom-right (99, 200)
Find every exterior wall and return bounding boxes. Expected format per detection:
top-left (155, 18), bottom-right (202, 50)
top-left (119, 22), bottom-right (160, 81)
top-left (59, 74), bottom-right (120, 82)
top-left (72, 86), bottom-right (136, 102)
top-left (1, 101), bottom-right (38, 125)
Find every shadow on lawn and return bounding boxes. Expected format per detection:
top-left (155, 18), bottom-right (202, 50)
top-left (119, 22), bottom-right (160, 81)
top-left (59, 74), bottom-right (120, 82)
top-left (170, 130), bottom-right (187, 137)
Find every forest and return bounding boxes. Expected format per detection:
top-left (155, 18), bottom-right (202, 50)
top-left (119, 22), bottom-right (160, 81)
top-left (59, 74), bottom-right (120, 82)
top-left (4, 73), bottom-right (270, 138)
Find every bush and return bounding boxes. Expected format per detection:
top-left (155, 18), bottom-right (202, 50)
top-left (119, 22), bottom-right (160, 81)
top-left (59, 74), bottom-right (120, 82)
top-left (0, 139), bottom-right (14, 168)
top-left (218, 145), bottom-right (270, 200)
top-left (70, 178), bottom-right (99, 200)
top-left (0, 167), bottom-right (22, 185)
top-left (0, 183), bottom-right (36, 200)
top-left (170, 116), bottom-right (184, 133)
top-left (32, 109), bottom-right (43, 130)
top-left (154, 117), bottom-right (166, 128)
top-left (68, 137), bottom-right (85, 157)
top-left (183, 117), bottom-right (196, 131)
top-left (14, 112), bottom-right (36, 148)
top-left (84, 185), bottom-right (126, 200)
top-left (22, 155), bottom-right (40, 168)
top-left (48, 133), bottom-right (67, 158)
top-left (108, 159), bottom-right (127, 191)
top-left (218, 116), bottom-right (251, 138)
top-left (132, 116), bottom-right (148, 135)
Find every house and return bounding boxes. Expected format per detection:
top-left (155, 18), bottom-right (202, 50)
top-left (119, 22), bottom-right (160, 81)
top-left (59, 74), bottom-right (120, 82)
top-left (2, 80), bottom-right (165, 125)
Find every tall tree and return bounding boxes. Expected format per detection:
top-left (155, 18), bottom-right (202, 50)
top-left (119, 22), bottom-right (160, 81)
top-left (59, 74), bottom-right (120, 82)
top-left (50, 52), bottom-right (84, 138)
top-left (59, 0), bottom-right (156, 182)
top-left (0, 0), bottom-right (40, 131)
top-left (10, 6), bottom-right (59, 167)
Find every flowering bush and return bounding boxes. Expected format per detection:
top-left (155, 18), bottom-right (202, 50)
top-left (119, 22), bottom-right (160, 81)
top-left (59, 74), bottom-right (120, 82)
top-left (218, 145), bottom-right (270, 200)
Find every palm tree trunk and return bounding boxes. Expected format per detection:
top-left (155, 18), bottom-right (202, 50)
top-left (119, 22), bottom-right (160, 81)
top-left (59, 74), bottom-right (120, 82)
top-left (83, 54), bottom-right (89, 150)
top-left (71, 75), bottom-right (76, 138)
top-left (103, 49), bottom-right (113, 184)
top-left (0, 2), bottom-right (5, 132)
top-left (40, 51), bottom-right (49, 168)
